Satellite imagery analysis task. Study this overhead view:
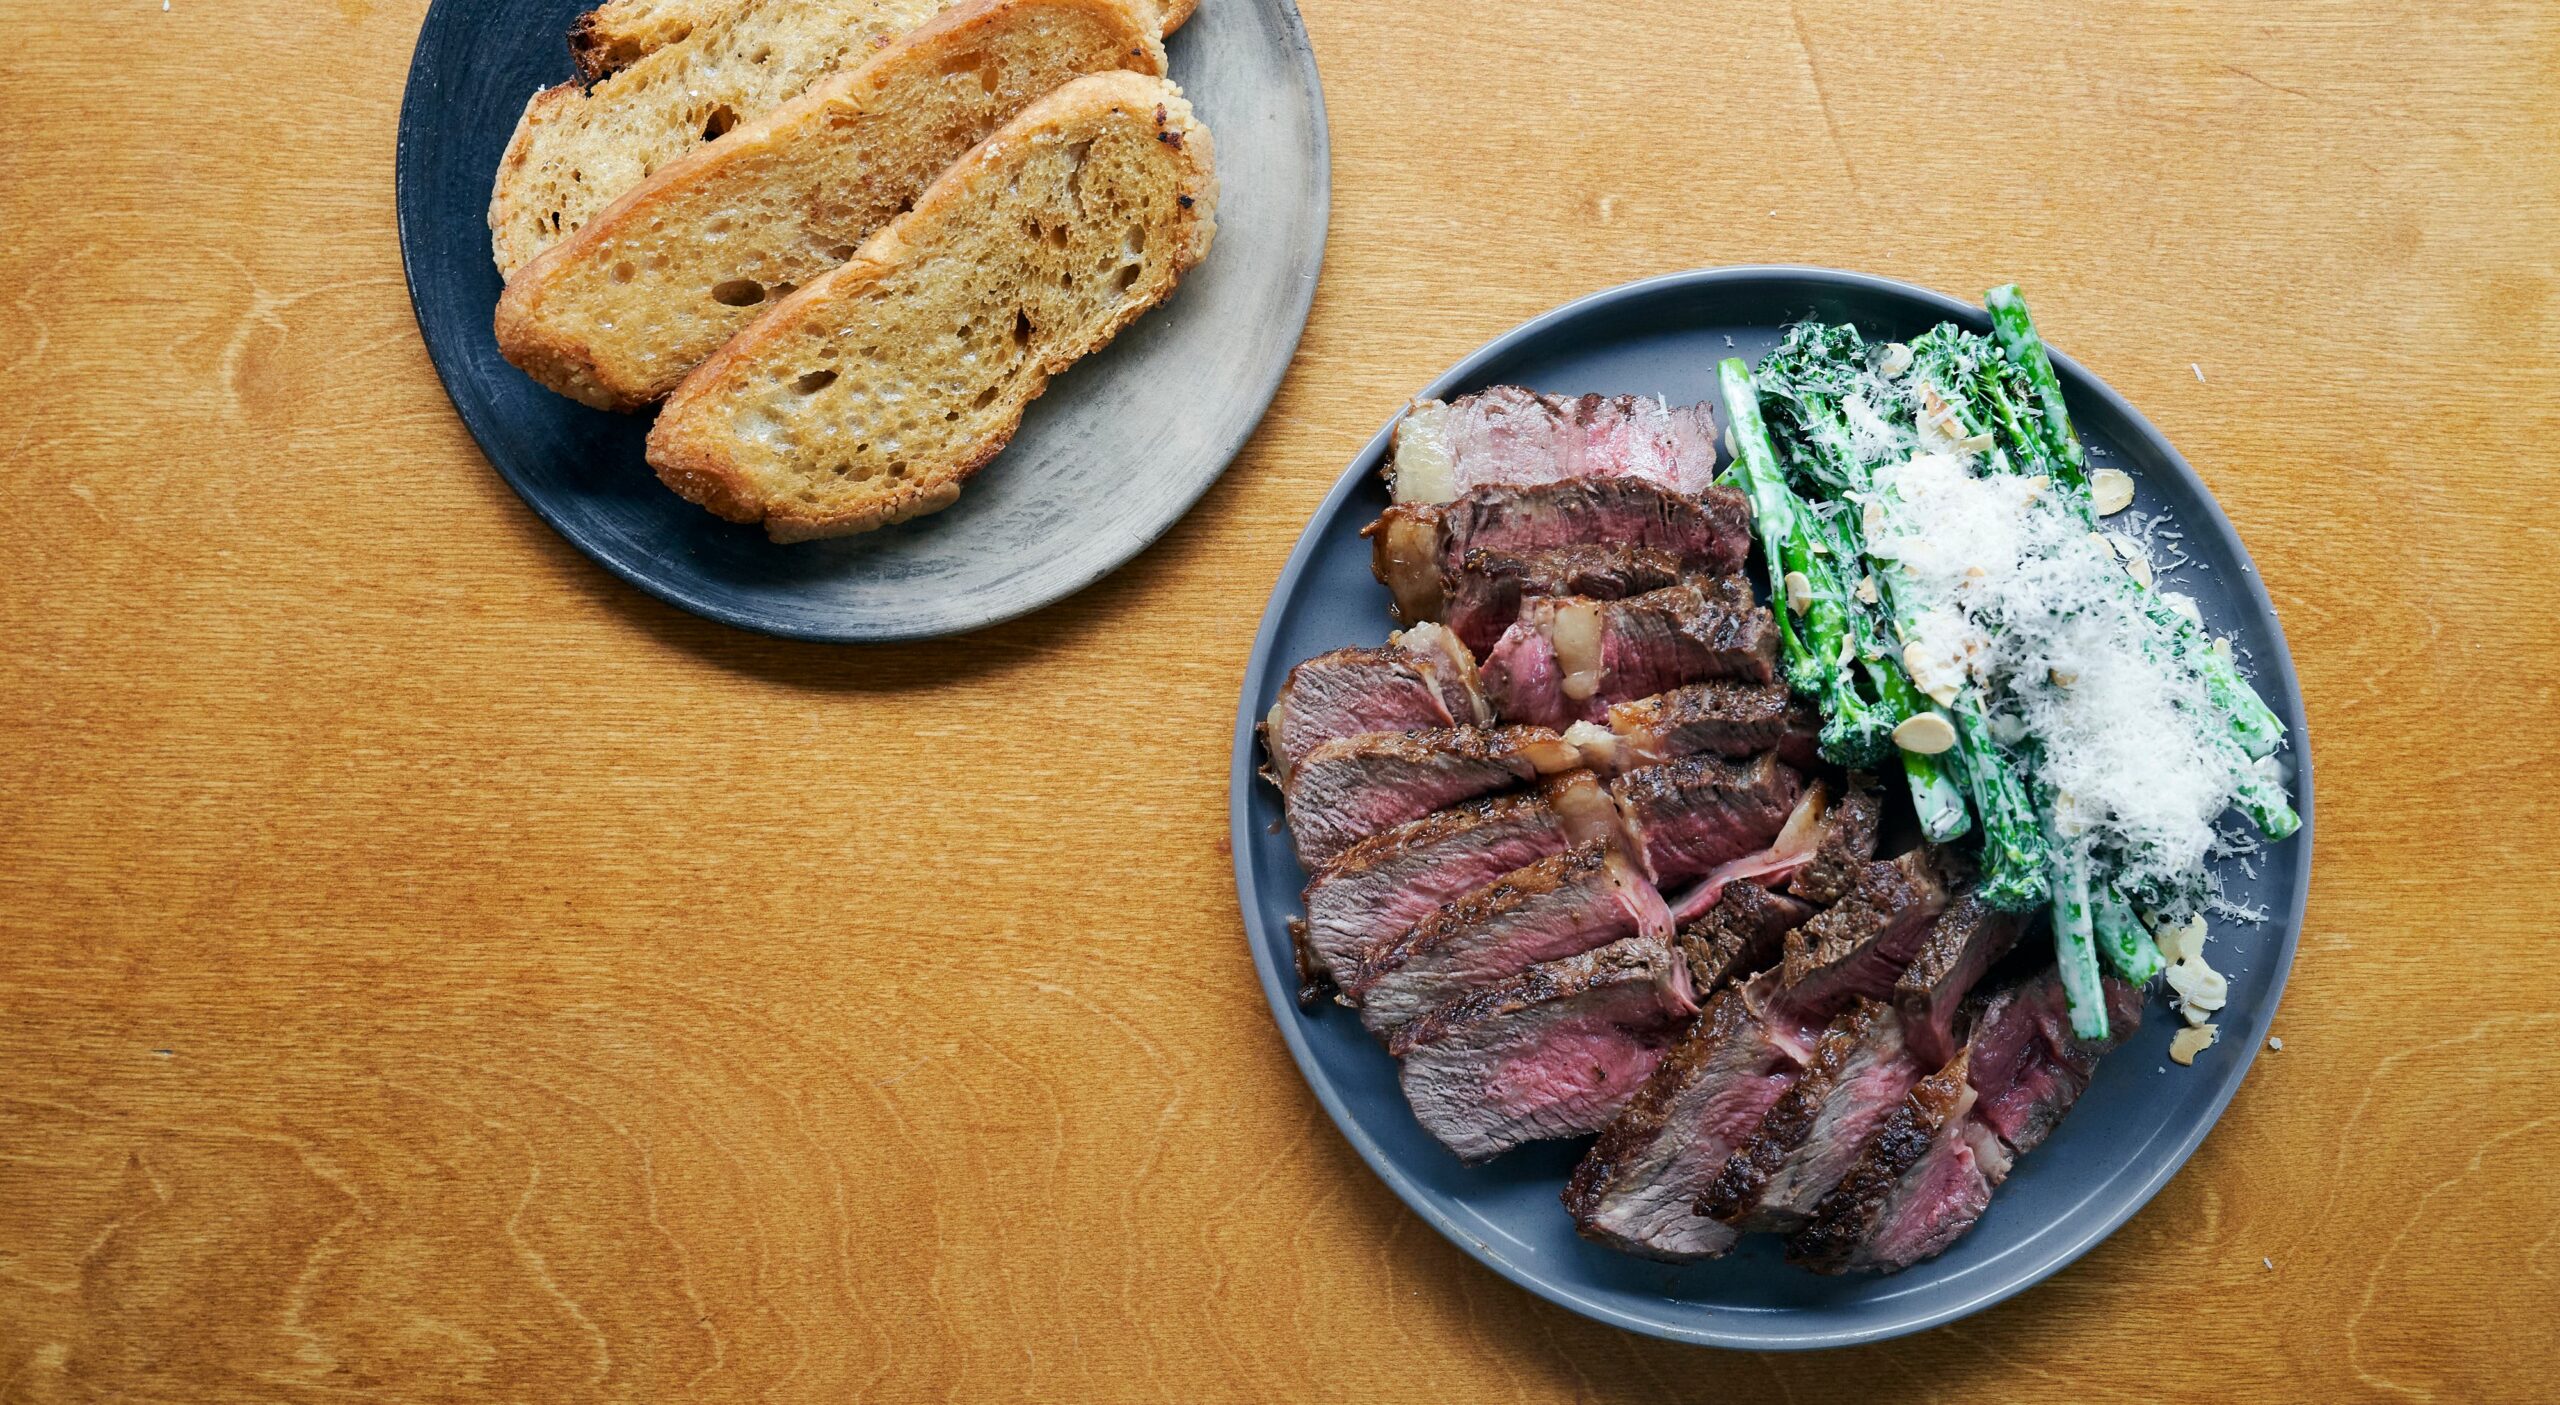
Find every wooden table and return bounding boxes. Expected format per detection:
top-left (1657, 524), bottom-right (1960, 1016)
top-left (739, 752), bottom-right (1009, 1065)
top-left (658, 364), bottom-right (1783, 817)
top-left (5, 1), bottom-right (2555, 1399)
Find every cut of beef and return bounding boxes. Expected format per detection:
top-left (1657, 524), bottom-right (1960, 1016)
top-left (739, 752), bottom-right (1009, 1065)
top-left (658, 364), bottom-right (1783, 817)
top-left (1298, 773), bottom-right (1617, 991)
top-left (1892, 893), bottom-right (2028, 1068)
top-left (1786, 968), bottom-right (2142, 1274)
top-left (1481, 578), bottom-right (1779, 728)
top-left (1661, 778), bottom-right (1842, 925)
top-left (1281, 726), bottom-right (1579, 871)
top-left (1347, 842), bottom-right (1670, 1036)
top-left (1610, 752), bottom-right (1804, 886)
top-left (1370, 478), bottom-right (1749, 626)
top-left (1565, 681), bottom-right (1802, 776)
top-left (1783, 1049), bottom-right (1976, 1274)
top-left (1697, 999), bottom-right (1928, 1233)
top-left (1260, 623), bottom-right (1489, 785)
top-left (1774, 849), bottom-right (1951, 1018)
top-left (1393, 933), bottom-right (1697, 1163)
top-left (1442, 545), bottom-right (1684, 654)
top-left (1966, 969), bottom-right (2143, 1157)
top-left (1784, 779), bottom-right (1883, 907)
top-left (1676, 879), bottom-right (1810, 996)
top-left (1562, 975), bottom-right (1824, 1260)
top-left (1383, 387), bottom-right (1721, 504)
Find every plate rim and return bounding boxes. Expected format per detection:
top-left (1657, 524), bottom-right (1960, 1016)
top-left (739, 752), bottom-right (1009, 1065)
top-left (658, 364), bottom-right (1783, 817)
top-left (1225, 264), bottom-right (2315, 1350)
top-left (393, 0), bottom-right (1333, 643)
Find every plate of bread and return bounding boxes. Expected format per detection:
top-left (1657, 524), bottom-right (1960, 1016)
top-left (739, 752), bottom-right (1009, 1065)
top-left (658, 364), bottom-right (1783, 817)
top-left (398, 0), bottom-right (1327, 640)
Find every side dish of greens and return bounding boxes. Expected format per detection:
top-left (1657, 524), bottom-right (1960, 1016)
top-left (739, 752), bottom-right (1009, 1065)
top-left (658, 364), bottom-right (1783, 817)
top-left (1717, 288), bottom-right (2297, 1038)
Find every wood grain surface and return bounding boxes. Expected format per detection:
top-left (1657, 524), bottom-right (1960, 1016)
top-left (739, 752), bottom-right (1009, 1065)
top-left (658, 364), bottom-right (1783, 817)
top-left (2, 1), bottom-right (2555, 1400)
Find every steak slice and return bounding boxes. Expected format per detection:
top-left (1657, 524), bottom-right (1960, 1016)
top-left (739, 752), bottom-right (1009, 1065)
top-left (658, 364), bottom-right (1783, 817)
top-left (1281, 725), bottom-right (1579, 871)
top-left (1393, 933), bottom-right (1698, 1163)
top-left (1299, 772), bottom-right (1616, 991)
top-left (1481, 579), bottom-right (1780, 728)
top-left (1783, 1049), bottom-right (1976, 1274)
top-left (1775, 849), bottom-right (1951, 1019)
top-left (1784, 779), bottom-right (1883, 906)
top-left (1966, 969), bottom-right (2143, 1157)
top-left (1383, 387), bottom-right (1721, 504)
top-left (1697, 999), bottom-right (1928, 1233)
top-left (1676, 879), bottom-right (1810, 996)
top-left (1346, 841), bottom-right (1670, 1036)
top-left (1787, 969), bottom-right (2143, 1274)
top-left (1442, 544), bottom-right (1684, 654)
top-left (1565, 680), bottom-right (1802, 776)
top-left (1369, 478), bottom-right (1750, 625)
top-left (1562, 975), bottom-right (1824, 1260)
top-left (1260, 623), bottom-right (1487, 785)
top-left (1893, 893), bottom-right (2029, 1068)
top-left (1610, 752), bottom-right (1804, 886)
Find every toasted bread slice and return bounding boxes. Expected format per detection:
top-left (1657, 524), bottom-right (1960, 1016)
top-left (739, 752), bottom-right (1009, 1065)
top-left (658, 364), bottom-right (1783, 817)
top-left (568, 0), bottom-right (738, 80)
top-left (491, 0), bottom-right (1198, 277)
top-left (645, 72), bottom-right (1215, 542)
top-left (496, 0), bottom-right (1166, 412)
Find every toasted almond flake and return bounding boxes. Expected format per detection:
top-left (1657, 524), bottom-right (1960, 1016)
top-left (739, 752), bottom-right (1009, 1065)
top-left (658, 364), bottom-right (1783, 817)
top-left (1783, 570), bottom-right (1812, 615)
top-left (2104, 532), bottom-right (2143, 561)
top-left (1855, 575), bottom-right (1880, 604)
top-left (2168, 1025), bottom-right (2218, 1065)
top-left (2049, 667), bottom-right (2078, 687)
top-left (1957, 431), bottom-right (1995, 453)
top-left (2151, 914), bottom-right (2208, 963)
top-left (2162, 591), bottom-right (2204, 627)
top-left (1879, 342), bottom-right (1913, 377)
top-left (1892, 712), bottom-right (1958, 755)
top-left (1863, 499), bottom-right (1886, 536)
top-left (2126, 555), bottom-right (2155, 589)
top-left (2090, 468), bottom-right (2136, 516)
top-left (2212, 636), bottom-right (2234, 661)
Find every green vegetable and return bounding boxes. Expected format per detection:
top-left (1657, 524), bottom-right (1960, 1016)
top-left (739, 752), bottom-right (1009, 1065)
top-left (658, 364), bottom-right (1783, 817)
top-left (2092, 883), bottom-right (2167, 985)
top-left (1983, 285), bottom-right (2291, 768)
top-left (2048, 842), bottom-right (2113, 1040)
top-left (1716, 357), bottom-right (1892, 767)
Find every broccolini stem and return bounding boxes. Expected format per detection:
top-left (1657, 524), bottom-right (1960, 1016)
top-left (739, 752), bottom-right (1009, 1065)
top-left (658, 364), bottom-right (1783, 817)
top-left (2048, 842), bottom-right (2113, 1040)
top-left (1954, 703), bottom-right (2052, 912)
top-left (1718, 358), bottom-right (1891, 766)
top-left (1984, 285), bottom-right (2289, 764)
top-left (2092, 883), bottom-right (2167, 985)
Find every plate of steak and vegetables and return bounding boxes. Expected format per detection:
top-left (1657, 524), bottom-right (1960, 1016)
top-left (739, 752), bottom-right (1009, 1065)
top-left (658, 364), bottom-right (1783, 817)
top-left (1228, 267), bottom-right (2311, 1348)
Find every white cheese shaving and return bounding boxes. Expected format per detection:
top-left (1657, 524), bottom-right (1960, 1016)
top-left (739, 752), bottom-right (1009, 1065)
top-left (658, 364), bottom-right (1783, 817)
top-left (1865, 453), bottom-right (2255, 905)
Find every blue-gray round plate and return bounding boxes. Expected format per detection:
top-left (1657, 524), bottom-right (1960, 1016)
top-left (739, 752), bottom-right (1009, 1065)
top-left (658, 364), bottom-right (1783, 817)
top-left (1228, 266), bottom-right (2313, 1349)
top-left (396, 0), bottom-right (1328, 642)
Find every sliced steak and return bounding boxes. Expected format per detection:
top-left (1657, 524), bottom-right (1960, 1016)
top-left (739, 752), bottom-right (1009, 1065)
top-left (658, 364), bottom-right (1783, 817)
top-left (1698, 999), bottom-right (1928, 1233)
top-left (1370, 478), bottom-right (1750, 625)
top-left (1787, 969), bottom-right (2142, 1274)
top-left (1567, 680), bottom-right (1804, 775)
top-left (1610, 752), bottom-right (1804, 886)
top-left (1281, 725), bottom-right (1580, 871)
top-left (1784, 779), bottom-right (1883, 906)
top-left (1562, 975), bottom-right (1824, 1260)
top-left (1260, 623), bottom-right (1488, 785)
top-left (1966, 969), bottom-right (2143, 1157)
top-left (1347, 841), bottom-right (1670, 1036)
top-left (1775, 849), bottom-right (1951, 1018)
top-left (1481, 579), bottom-right (1780, 728)
top-left (1393, 933), bottom-right (1698, 1163)
top-left (1784, 1049), bottom-right (1976, 1274)
top-left (1676, 879), bottom-right (1810, 996)
top-left (1299, 772), bottom-right (1616, 990)
top-left (1383, 387), bottom-right (1720, 504)
top-left (1893, 893), bottom-right (2029, 1068)
top-left (1442, 544), bottom-right (1684, 654)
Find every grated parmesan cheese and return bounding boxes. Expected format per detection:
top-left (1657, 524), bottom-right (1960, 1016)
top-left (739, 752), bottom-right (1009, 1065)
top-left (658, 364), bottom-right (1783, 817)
top-left (1865, 452), bottom-right (2257, 908)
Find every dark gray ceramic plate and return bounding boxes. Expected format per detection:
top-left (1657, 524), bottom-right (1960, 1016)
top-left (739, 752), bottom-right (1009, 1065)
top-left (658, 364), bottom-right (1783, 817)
top-left (397, 0), bottom-right (1327, 641)
top-left (1228, 267), bottom-right (2313, 1349)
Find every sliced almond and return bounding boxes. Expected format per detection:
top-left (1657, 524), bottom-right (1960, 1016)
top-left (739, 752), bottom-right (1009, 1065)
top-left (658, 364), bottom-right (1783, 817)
top-left (1891, 712), bottom-right (1958, 755)
top-left (2090, 467), bottom-right (2136, 516)
top-left (2212, 636), bottom-right (2234, 661)
top-left (2126, 555), bottom-right (2155, 590)
top-left (2168, 1024), bottom-right (2219, 1066)
top-left (1863, 499), bottom-right (1886, 536)
top-left (1956, 431), bottom-right (1995, 454)
top-left (1855, 575), bottom-right (1880, 604)
top-left (1878, 342), bottom-right (1913, 377)
top-left (2162, 591), bottom-right (2204, 627)
top-left (2049, 667), bottom-right (2078, 687)
top-left (1783, 570), bottom-right (1812, 615)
